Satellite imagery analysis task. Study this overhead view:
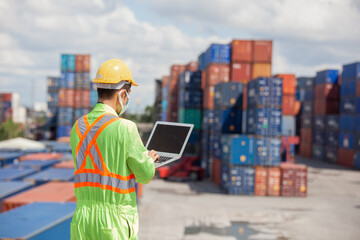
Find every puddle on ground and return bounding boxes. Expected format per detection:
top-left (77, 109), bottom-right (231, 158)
top-left (185, 222), bottom-right (263, 240)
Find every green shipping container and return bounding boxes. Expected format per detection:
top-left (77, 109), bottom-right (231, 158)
top-left (178, 108), bottom-right (202, 130)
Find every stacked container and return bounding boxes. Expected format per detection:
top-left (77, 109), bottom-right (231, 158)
top-left (178, 71), bottom-right (202, 156)
top-left (154, 79), bottom-right (163, 121)
top-left (0, 93), bottom-right (12, 123)
top-left (312, 69), bottom-right (339, 161)
top-left (339, 62), bottom-right (360, 168)
top-left (296, 77), bottom-right (315, 158)
top-left (166, 65), bottom-right (186, 122)
top-left (161, 76), bottom-right (169, 121)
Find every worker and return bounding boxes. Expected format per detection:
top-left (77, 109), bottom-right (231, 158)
top-left (70, 59), bottom-right (159, 240)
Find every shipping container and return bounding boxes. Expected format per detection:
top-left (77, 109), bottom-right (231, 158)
top-left (254, 137), bottom-right (281, 166)
top-left (230, 62), bottom-right (252, 83)
top-left (57, 107), bottom-right (74, 125)
top-left (47, 92), bottom-right (59, 109)
top-left (312, 130), bottom-right (325, 145)
top-left (357, 115), bottom-right (360, 132)
top-left (197, 52), bottom-right (206, 71)
top-left (313, 115), bottom-right (326, 130)
top-left (299, 142), bottom-right (312, 158)
top-left (280, 163), bottom-right (307, 197)
top-left (230, 40), bottom-right (253, 62)
top-left (246, 107), bottom-right (282, 136)
top-left (53, 160), bottom-right (74, 169)
top-left (185, 61), bottom-right (198, 72)
top-left (312, 144), bottom-right (324, 160)
top-left (300, 128), bottom-right (312, 143)
top-left (2, 182), bottom-right (76, 212)
top-left (275, 74), bottom-right (296, 95)
top-left (9, 160), bottom-right (59, 171)
top-left (282, 95), bottom-right (300, 115)
top-left (0, 168), bottom-right (37, 181)
top-left (337, 148), bottom-right (354, 168)
top-left (0, 153), bottom-right (23, 168)
top-left (57, 125), bottom-right (72, 138)
top-left (47, 76), bottom-right (60, 90)
top-left (210, 134), bottom-right (222, 159)
top-left (325, 115), bottom-right (340, 131)
top-left (60, 72), bottom-right (75, 89)
top-left (342, 62), bottom-right (360, 82)
top-left (179, 71), bottom-right (202, 90)
top-left (214, 82), bottom-right (244, 109)
top-left (339, 132), bottom-right (355, 149)
top-left (214, 109), bottom-right (243, 134)
top-left (252, 40), bottom-right (272, 62)
top-left (58, 89), bottom-right (75, 107)
top-left (20, 153), bottom-right (63, 161)
top-left (178, 89), bottom-right (202, 109)
top-left (268, 167), bottom-right (281, 196)
top-left (75, 73), bottom-right (90, 90)
top-left (61, 54), bottom-right (76, 72)
top-left (282, 115), bottom-right (296, 136)
top-left (0, 181), bottom-right (33, 207)
top-left (301, 101), bottom-right (313, 115)
top-left (221, 135), bottom-right (255, 165)
top-left (324, 147), bottom-right (337, 164)
top-left (202, 86), bottom-right (215, 110)
top-left (315, 83), bottom-right (339, 99)
top-left (0, 202), bottom-right (76, 239)
top-left (177, 108), bottom-right (201, 130)
top-left (204, 64), bottom-right (230, 87)
top-left (297, 77), bottom-right (315, 89)
top-left (74, 90), bottom-right (90, 108)
top-left (24, 168), bottom-right (74, 185)
top-left (243, 84), bottom-right (248, 109)
top-left (301, 115), bottom-right (313, 129)
top-left (247, 77), bottom-right (282, 108)
top-left (325, 131), bottom-right (339, 147)
top-left (313, 99), bottom-right (339, 115)
top-left (340, 115), bottom-right (355, 132)
top-left (340, 80), bottom-right (357, 97)
top-left (90, 90), bottom-right (98, 108)
top-left (202, 110), bottom-right (215, 130)
top-left (75, 54), bottom-right (90, 72)
top-left (222, 165), bottom-right (255, 195)
top-left (254, 166), bottom-right (267, 196)
top-left (315, 69), bottom-right (339, 84)
top-left (204, 44), bottom-right (231, 67)
top-left (251, 63), bottom-right (272, 79)
top-left (303, 89), bottom-right (314, 101)
top-left (354, 151), bottom-right (360, 169)
top-left (212, 157), bottom-right (222, 186)
top-left (74, 108), bottom-right (89, 120)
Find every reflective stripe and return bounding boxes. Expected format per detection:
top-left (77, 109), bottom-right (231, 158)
top-left (74, 182), bottom-right (136, 194)
top-left (74, 173), bottom-right (135, 190)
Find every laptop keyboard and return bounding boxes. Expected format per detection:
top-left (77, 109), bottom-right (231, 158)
top-left (155, 156), bottom-right (172, 163)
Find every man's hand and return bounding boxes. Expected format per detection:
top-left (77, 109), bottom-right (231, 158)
top-left (148, 150), bottom-right (160, 162)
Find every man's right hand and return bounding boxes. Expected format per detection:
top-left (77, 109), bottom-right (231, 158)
top-left (148, 150), bottom-right (160, 162)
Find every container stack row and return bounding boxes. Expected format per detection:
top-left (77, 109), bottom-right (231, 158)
top-left (0, 93), bottom-right (13, 123)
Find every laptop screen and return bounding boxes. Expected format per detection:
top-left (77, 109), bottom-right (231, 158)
top-left (147, 124), bottom-right (191, 154)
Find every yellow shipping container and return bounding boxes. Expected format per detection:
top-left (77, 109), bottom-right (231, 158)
top-left (252, 63), bottom-right (272, 79)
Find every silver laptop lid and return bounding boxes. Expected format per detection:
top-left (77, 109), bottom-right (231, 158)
top-left (146, 121), bottom-right (194, 157)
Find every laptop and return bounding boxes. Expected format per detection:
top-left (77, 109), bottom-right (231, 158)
top-left (146, 121), bottom-right (194, 168)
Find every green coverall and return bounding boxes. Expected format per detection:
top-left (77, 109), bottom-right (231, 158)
top-left (70, 103), bottom-right (155, 240)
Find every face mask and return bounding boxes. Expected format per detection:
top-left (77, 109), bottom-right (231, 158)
top-left (118, 90), bottom-right (130, 115)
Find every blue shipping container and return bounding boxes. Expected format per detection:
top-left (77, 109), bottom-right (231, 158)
top-left (161, 112), bottom-right (166, 121)
top-left (0, 153), bottom-right (23, 168)
top-left (247, 77), bottom-right (282, 107)
top-left (340, 115), bottom-right (355, 132)
top-left (354, 151), bottom-right (360, 169)
top-left (356, 98), bottom-right (360, 114)
top-left (90, 90), bottom-right (98, 108)
top-left (0, 202), bottom-right (76, 240)
top-left (357, 115), bottom-right (360, 132)
top-left (56, 125), bottom-right (72, 138)
top-left (342, 62), bottom-right (360, 81)
top-left (179, 71), bottom-right (202, 90)
top-left (254, 137), bottom-right (281, 166)
top-left (24, 168), bottom-right (74, 185)
top-left (202, 110), bottom-right (215, 130)
top-left (10, 160), bottom-right (59, 171)
top-left (315, 69), bottom-right (339, 84)
top-left (313, 130), bottom-right (325, 145)
top-left (340, 97), bottom-right (356, 114)
top-left (325, 115), bottom-right (340, 131)
top-left (0, 168), bottom-right (37, 181)
top-left (74, 108), bottom-right (89, 121)
top-left (297, 77), bottom-right (315, 89)
top-left (324, 147), bottom-right (337, 164)
top-left (178, 89), bottom-right (202, 109)
top-left (247, 107), bottom-right (282, 136)
top-left (312, 144), bottom-right (324, 160)
top-left (221, 165), bottom-right (255, 195)
top-left (340, 80), bottom-right (357, 97)
top-left (339, 132), bottom-right (355, 149)
top-left (210, 133), bottom-right (222, 159)
top-left (57, 107), bottom-right (74, 125)
top-left (221, 135), bottom-right (255, 165)
top-left (325, 131), bottom-right (339, 147)
top-left (0, 181), bottom-right (33, 205)
top-left (204, 44), bottom-right (231, 67)
top-left (303, 89), bottom-right (314, 101)
top-left (282, 116), bottom-right (296, 136)
top-left (301, 115), bottom-right (312, 128)
top-left (61, 54), bottom-right (76, 72)
top-left (214, 109), bottom-right (243, 134)
top-left (355, 133), bottom-right (360, 150)
top-left (214, 82), bottom-right (244, 109)
top-left (313, 115), bottom-right (326, 130)
top-left (301, 101), bottom-right (313, 115)
top-left (61, 72), bottom-right (75, 89)
top-left (198, 52), bottom-right (206, 71)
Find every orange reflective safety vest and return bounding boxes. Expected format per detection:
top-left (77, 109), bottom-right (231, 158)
top-left (70, 103), bottom-right (155, 240)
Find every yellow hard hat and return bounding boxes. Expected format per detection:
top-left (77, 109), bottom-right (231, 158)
top-left (93, 59), bottom-right (139, 87)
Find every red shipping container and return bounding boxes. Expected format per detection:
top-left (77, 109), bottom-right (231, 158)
top-left (294, 165), bottom-right (307, 197)
top-left (53, 159), bottom-right (74, 169)
top-left (212, 157), bottom-right (221, 186)
top-left (0, 93), bottom-right (12, 102)
top-left (74, 90), bottom-right (82, 108)
top-left (230, 40), bottom-right (252, 62)
top-left (275, 74), bottom-right (296, 95)
top-left (313, 99), bottom-right (339, 115)
top-left (243, 84), bottom-right (248, 110)
top-left (201, 70), bottom-right (207, 89)
top-left (204, 64), bottom-right (230, 87)
top-left (75, 54), bottom-right (90, 73)
top-left (283, 95), bottom-right (301, 115)
top-left (230, 62), bottom-right (252, 83)
top-left (300, 128), bottom-right (312, 143)
top-left (337, 148), bottom-right (354, 168)
top-left (356, 82), bottom-right (360, 97)
top-left (81, 90), bottom-right (90, 108)
top-left (299, 142), bottom-right (312, 158)
top-left (203, 86), bottom-right (214, 110)
top-left (58, 88), bottom-right (75, 107)
top-left (315, 83), bottom-right (339, 99)
top-left (185, 61), bottom-right (198, 72)
top-left (252, 63), bottom-right (272, 79)
top-left (2, 182), bottom-right (76, 212)
top-left (255, 166), bottom-right (267, 196)
top-left (267, 167), bottom-right (281, 196)
top-left (252, 40), bottom-right (272, 62)
top-left (169, 64), bottom-right (186, 90)
top-left (280, 163), bottom-right (296, 197)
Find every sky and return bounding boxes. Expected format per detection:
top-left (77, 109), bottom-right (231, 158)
top-left (0, 0), bottom-right (359, 113)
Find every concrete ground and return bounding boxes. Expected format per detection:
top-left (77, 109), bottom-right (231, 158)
top-left (138, 156), bottom-right (360, 240)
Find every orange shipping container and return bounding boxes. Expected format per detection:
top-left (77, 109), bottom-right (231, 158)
top-left (204, 64), bottom-right (230, 87)
top-left (252, 63), bottom-right (271, 79)
top-left (58, 88), bottom-right (75, 108)
top-left (75, 55), bottom-right (90, 73)
top-left (230, 62), bottom-right (252, 84)
top-left (169, 64), bottom-right (186, 90)
top-left (255, 166), bottom-right (267, 196)
top-left (53, 160), bottom-right (74, 169)
top-left (267, 167), bottom-right (281, 196)
top-left (185, 61), bottom-right (198, 72)
top-left (203, 86), bottom-right (215, 110)
top-left (252, 40), bottom-right (272, 62)
top-left (275, 74), bottom-right (296, 95)
top-left (230, 40), bottom-right (252, 62)
top-left (2, 182), bottom-right (76, 212)
top-left (243, 84), bottom-right (248, 109)
top-left (211, 157), bottom-right (221, 186)
top-left (282, 95), bottom-right (300, 115)
top-left (20, 153), bottom-right (63, 161)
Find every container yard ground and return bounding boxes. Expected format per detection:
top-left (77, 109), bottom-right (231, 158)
top-left (139, 155), bottom-right (360, 240)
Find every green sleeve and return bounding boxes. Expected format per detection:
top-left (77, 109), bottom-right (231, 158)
top-left (70, 123), bottom-right (80, 169)
top-left (126, 122), bottom-right (155, 184)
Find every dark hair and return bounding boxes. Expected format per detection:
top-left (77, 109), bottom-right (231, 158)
top-left (97, 83), bottom-right (131, 100)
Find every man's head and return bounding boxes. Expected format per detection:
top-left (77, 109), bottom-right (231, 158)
top-left (93, 59), bottom-right (138, 115)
